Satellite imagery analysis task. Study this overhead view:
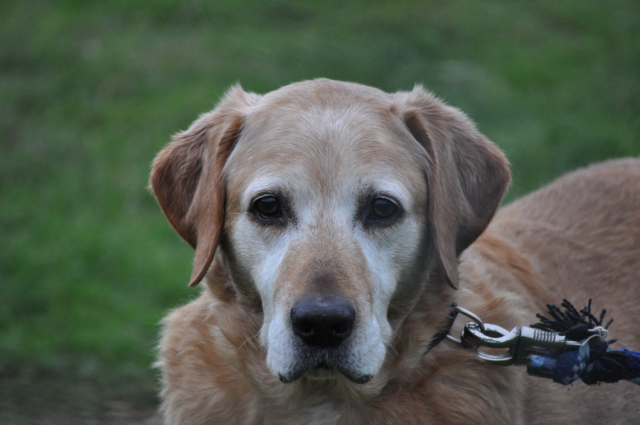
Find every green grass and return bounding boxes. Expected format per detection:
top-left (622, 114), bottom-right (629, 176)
top-left (1, 0), bottom-right (639, 420)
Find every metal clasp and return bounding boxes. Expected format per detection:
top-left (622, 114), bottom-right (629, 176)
top-left (460, 323), bottom-right (581, 366)
top-left (445, 306), bottom-right (486, 344)
top-left (445, 306), bottom-right (587, 366)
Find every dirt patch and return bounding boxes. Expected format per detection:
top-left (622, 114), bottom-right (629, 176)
top-left (3, 400), bottom-right (160, 425)
top-left (1, 376), bottom-right (161, 425)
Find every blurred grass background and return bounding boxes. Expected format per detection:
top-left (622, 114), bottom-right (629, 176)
top-left (1, 0), bottom-right (639, 422)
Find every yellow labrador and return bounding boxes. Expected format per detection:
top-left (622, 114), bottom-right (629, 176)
top-left (150, 79), bottom-right (640, 424)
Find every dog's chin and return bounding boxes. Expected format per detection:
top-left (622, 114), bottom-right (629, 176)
top-left (278, 360), bottom-right (374, 385)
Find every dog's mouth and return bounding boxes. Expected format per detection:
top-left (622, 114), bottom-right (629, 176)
top-left (316, 360), bottom-right (331, 370)
top-left (306, 361), bottom-right (338, 379)
top-left (278, 355), bottom-right (373, 384)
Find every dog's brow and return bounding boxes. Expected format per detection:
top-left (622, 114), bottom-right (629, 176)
top-left (364, 180), bottom-right (412, 207)
top-left (243, 177), bottom-right (289, 204)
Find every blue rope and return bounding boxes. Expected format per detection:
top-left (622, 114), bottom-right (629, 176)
top-left (527, 337), bottom-right (640, 385)
top-left (527, 299), bottom-right (640, 385)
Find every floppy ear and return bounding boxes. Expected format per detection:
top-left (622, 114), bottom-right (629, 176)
top-left (150, 85), bottom-right (257, 287)
top-left (394, 86), bottom-right (511, 289)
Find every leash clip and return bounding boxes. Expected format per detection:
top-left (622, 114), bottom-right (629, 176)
top-left (461, 323), bottom-right (581, 366)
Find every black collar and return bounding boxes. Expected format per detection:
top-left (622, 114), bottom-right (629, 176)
top-left (424, 303), bottom-right (458, 355)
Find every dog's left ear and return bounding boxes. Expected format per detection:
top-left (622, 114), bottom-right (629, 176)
top-left (150, 85), bottom-right (258, 287)
top-left (393, 86), bottom-right (511, 289)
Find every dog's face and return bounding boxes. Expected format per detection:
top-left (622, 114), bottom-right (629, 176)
top-left (222, 92), bottom-right (431, 383)
top-left (151, 79), bottom-right (510, 387)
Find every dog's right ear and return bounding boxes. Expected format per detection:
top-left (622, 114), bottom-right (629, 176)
top-left (150, 85), bottom-right (259, 287)
top-left (392, 86), bottom-right (511, 290)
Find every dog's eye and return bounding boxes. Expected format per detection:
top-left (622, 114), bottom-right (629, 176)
top-left (254, 196), bottom-right (282, 219)
top-left (370, 198), bottom-right (399, 221)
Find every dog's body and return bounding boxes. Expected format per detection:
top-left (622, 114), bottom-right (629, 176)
top-left (151, 79), bottom-right (640, 424)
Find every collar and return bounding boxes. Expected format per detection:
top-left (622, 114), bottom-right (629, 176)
top-left (424, 303), bottom-right (459, 355)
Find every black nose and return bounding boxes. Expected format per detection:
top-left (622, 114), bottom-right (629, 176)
top-left (290, 295), bottom-right (356, 348)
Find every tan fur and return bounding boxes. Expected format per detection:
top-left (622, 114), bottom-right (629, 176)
top-left (151, 79), bottom-right (640, 424)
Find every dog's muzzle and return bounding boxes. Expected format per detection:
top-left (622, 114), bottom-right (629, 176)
top-left (278, 295), bottom-right (372, 384)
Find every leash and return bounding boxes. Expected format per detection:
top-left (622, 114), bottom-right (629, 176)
top-left (446, 299), bottom-right (640, 386)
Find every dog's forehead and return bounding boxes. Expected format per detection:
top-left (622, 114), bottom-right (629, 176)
top-left (258, 78), bottom-right (391, 109)
top-left (224, 83), bottom-right (426, 202)
top-left (243, 80), bottom-right (396, 146)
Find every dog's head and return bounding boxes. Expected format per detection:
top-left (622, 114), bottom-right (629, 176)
top-left (151, 79), bottom-right (510, 387)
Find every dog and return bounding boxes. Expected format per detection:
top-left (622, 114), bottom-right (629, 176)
top-left (150, 79), bottom-right (640, 424)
